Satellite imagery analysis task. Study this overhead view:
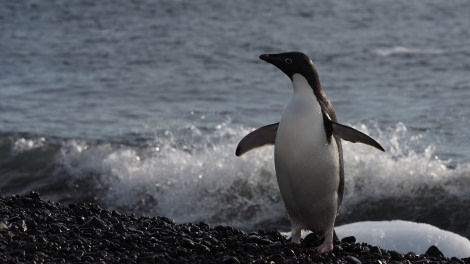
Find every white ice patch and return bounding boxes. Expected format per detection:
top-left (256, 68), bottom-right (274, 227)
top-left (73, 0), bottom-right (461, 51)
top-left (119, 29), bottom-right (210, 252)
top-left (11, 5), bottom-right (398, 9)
top-left (281, 220), bottom-right (470, 258)
top-left (336, 220), bottom-right (470, 258)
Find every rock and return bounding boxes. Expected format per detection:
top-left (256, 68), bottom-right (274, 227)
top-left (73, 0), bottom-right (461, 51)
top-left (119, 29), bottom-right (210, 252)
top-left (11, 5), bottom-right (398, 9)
top-left (342, 236), bottom-right (357, 243)
top-left (83, 216), bottom-right (108, 230)
top-left (405, 252), bottom-right (417, 261)
top-left (302, 232), bottom-right (321, 247)
top-left (360, 246), bottom-right (370, 255)
top-left (344, 255), bottom-right (362, 264)
top-left (12, 219), bottom-right (27, 232)
top-left (281, 247), bottom-right (295, 256)
top-left (370, 246), bottom-right (382, 255)
top-left (0, 193), bottom-right (463, 263)
top-left (390, 250), bottom-right (404, 260)
top-left (220, 256), bottom-right (240, 264)
top-left (180, 238), bottom-right (195, 248)
top-left (425, 245), bottom-right (444, 258)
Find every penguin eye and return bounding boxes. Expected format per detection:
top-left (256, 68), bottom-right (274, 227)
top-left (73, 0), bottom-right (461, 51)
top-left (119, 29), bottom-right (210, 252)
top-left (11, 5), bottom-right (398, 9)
top-left (285, 58), bottom-right (293, 64)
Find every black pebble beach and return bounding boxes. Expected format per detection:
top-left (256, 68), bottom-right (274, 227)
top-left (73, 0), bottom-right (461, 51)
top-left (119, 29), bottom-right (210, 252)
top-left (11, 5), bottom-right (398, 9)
top-left (1, 192), bottom-right (468, 263)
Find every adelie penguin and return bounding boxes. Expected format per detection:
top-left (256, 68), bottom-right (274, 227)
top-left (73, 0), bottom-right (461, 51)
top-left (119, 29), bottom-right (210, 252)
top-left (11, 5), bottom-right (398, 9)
top-left (236, 52), bottom-right (385, 253)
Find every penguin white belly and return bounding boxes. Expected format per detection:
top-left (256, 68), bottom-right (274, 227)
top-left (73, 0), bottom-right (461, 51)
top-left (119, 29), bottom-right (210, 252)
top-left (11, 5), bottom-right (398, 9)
top-left (274, 76), bottom-right (340, 235)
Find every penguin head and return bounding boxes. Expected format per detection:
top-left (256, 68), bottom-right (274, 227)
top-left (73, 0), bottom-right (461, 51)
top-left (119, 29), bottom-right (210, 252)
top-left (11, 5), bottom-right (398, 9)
top-left (260, 51), bottom-right (334, 119)
top-left (259, 52), bottom-right (319, 82)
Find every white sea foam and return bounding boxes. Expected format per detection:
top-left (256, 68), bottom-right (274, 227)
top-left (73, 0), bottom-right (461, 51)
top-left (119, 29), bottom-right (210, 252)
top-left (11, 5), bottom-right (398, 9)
top-left (373, 46), bottom-right (443, 56)
top-left (55, 123), bottom-right (284, 229)
top-left (341, 122), bottom-right (464, 209)
top-left (12, 137), bottom-right (46, 154)
top-left (54, 122), bottom-right (470, 235)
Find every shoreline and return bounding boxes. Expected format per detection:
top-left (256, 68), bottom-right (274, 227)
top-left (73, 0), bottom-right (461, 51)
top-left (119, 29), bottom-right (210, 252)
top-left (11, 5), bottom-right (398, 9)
top-left (0, 192), bottom-right (468, 263)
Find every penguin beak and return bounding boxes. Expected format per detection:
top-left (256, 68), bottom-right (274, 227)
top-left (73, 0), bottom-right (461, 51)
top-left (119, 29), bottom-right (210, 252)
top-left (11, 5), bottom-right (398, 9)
top-left (259, 53), bottom-right (283, 66)
top-left (259, 54), bottom-right (271, 61)
top-left (259, 53), bottom-right (293, 79)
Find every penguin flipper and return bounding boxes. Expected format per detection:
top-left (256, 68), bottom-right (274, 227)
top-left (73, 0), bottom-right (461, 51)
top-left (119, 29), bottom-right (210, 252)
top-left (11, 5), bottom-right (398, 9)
top-left (235, 123), bottom-right (279, 156)
top-left (332, 122), bottom-right (385, 152)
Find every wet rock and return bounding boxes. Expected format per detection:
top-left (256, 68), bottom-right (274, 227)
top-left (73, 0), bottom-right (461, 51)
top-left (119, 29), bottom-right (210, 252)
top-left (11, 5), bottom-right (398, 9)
top-left (11, 219), bottom-right (27, 232)
top-left (344, 255), bottom-right (362, 264)
top-left (370, 246), bottom-right (382, 255)
top-left (302, 232), bottom-right (321, 247)
top-left (83, 216), bottom-right (108, 230)
top-left (180, 238), bottom-right (195, 248)
top-left (360, 246), bottom-right (370, 255)
top-left (342, 236), bottom-right (357, 243)
top-left (281, 247), bottom-right (295, 256)
top-left (390, 250), bottom-right (404, 260)
top-left (220, 256), bottom-right (240, 264)
top-left (405, 252), bottom-right (417, 261)
top-left (425, 245), bottom-right (444, 258)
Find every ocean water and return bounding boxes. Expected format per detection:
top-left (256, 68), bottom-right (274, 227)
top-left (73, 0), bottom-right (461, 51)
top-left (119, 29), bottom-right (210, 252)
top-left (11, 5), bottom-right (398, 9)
top-left (1, 0), bottom-right (470, 240)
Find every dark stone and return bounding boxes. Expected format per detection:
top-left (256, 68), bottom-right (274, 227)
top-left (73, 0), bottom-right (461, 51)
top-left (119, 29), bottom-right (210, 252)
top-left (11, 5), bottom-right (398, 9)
top-left (404, 252), bottom-right (417, 260)
top-left (29, 191), bottom-right (41, 200)
top-left (370, 246), bottom-right (382, 254)
top-left (302, 232), bottom-right (321, 247)
top-left (360, 246), bottom-right (370, 255)
top-left (21, 242), bottom-right (38, 252)
top-left (270, 253), bottom-right (285, 262)
top-left (220, 256), bottom-right (240, 264)
top-left (341, 236), bottom-right (356, 243)
top-left (176, 246), bottom-right (187, 255)
top-left (281, 247), bottom-right (295, 256)
top-left (198, 221), bottom-right (210, 231)
top-left (247, 235), bottom-right (272, 245)
top-left (13, 219), bottom-right (27, 232)
top-left (344, 255), bottom-right (362, 264)
top-left (180, 238), bottom-right (195, 248)
top-left (333, 244), bottom-right (344, 254)
top-left (425, 245), bottom-right (444, 258)
top-left (197, 244), bottom-right (210, 253)
top-left (451, 256), bottom-right (465, 263)
top-left (160, 217), bottom-right (174, 225)
top-left (389, 250), bottom-right (404, 260)
top-left (83, 216), bottom-right (108, 230)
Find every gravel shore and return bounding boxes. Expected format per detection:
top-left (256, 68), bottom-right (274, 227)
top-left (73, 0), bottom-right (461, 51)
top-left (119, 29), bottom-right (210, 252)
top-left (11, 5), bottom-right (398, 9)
top-left (1, 192), bottom-right (468, 263)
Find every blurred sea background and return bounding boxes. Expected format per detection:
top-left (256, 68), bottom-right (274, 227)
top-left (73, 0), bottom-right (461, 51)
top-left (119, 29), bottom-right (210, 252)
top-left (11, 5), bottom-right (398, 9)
top-left (1, 1), bottom-right (469, 239)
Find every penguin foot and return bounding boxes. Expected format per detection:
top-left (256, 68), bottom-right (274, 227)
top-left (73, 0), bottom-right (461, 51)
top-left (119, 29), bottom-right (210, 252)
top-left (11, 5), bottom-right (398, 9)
top-left (315, 239), bottom-right (333, 253)
top-left (290, 228), bottom-right (302, 244)
top-left (316, 228), bottom-right (334, 253)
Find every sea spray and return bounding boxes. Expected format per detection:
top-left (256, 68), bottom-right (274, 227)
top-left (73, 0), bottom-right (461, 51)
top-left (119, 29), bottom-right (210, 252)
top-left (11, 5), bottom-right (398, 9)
top-left (1, 122), bottom-right (469, 238)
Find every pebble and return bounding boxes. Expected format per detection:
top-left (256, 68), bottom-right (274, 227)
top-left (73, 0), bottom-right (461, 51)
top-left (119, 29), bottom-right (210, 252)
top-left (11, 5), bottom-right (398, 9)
top-left (342, 236), bottom-right (357, 243)
top-left (425, 245), bottom-right (445, 258)
top-left (345, 255), bottom-right (362, 264)
top-left (390, 250), bottom-right (404, 260)
top-left (0, 192), bottom-right (466, 263)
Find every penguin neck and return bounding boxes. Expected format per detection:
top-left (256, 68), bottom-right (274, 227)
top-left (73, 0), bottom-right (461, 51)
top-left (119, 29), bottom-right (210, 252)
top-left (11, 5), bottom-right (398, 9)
top-left (291, 73), bottom-right (336, 122)
top-left (287, 73), bottom-right (322, 115)
top-left (292, 73), bottom-right (315, 96)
